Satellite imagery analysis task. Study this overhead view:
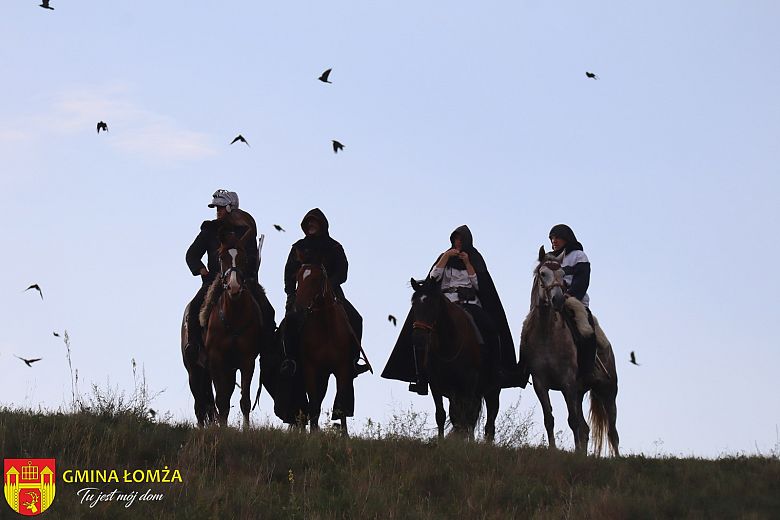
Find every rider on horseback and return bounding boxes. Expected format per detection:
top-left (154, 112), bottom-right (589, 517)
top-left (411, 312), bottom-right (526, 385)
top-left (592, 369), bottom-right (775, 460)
top-left (184, 189), bottom-right (276, 364)
top-left (281, 208), bottom-right (370, 378)
top-left (548, 224), bottom-right (598, 376)
top-left (409, 225), bottom-right (523, 394)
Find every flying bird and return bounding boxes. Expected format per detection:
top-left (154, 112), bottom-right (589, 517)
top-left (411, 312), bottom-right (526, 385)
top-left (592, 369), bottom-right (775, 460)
top-left (629, 351), bottom-right (640, 366)
top-left (388, 315), bottom-right (397, 326)
top-left (39, 0), bottom-right (54, 10)
top-left (230, 134), bottom-right (249, 146)
top-left (318, 68), bottom-right (333, 83)
top-left (53, 332), bottom-right (60, 337)
top-left (15, 355), bottom-right (42, 367)
top-left (332, 140), bottom-right (344, 154)
top-left (585, 71), bottom-right (599, 80)
top-left (96, 121), bottom-right (108, 133)
top-left (273, 224), bottom-right (285, 232)
top-left (25, 284), bottom-right (43, 300)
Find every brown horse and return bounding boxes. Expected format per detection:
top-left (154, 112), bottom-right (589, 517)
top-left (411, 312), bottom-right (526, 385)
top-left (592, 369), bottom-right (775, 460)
top-left (520, 246), bottom-right (619, 455)
top-left (293, 256), bottom-right (360, 434)
top-left (181, 304), bottom-right (216, 427)
top-left (202, 235), bottom-right (265, 428)
top-left (410, 277), bottom-right (501, 440)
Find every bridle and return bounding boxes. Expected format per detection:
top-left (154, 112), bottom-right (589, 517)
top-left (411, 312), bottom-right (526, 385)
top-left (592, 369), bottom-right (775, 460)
top-left (535, 260), bottom-right (566, 307)
top-left (297, 263), bottom-right (336, 312)
top-left (219, 249), bottom-right (246, 295)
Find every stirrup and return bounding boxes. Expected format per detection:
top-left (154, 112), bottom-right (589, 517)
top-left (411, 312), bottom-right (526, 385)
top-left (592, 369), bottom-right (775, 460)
top-left (353, 360), bottom-right (370, 377)
top-left (280, 359), bottom-right (297, 377)
top-left (408, 381), bottom-right (428, 396)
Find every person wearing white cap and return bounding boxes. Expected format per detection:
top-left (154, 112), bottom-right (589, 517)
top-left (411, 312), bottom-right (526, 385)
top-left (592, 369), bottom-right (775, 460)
top-left (184, 189), bottom-right (275, 363)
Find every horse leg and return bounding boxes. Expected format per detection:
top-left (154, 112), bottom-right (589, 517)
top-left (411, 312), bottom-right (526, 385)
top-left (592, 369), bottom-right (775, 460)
top-left (464, 395), bottom-right (481, 440)
top-left (203, 370), bottom-right (217, 424)
top-left (562, 385), bottom-right (585, 454)
top-left (607, 394), bottom-right (620, 457)
top-left (305, 366), bottom-right (328, 432)
top-left (333, 366), bottom-right (354, 437)
top-left (209, 351), bottom-right (234, 426)
top-left (186, 362), bottom-right (206, 427)
top-left (532, 378), bottom-right (556, 450)
top-left (432, 390), bottom-right (446, 438)
top-left (483, 388), bottom-right (500, 443)
top-left (239, 356), bottom-right (256, 430)
top-left (578, 389), bottom-right (590, 454)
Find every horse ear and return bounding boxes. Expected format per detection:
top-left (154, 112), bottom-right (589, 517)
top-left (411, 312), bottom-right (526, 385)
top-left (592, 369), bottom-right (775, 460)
top-left (554, 251), bottom-right (565, 263)
top-left (411, 278), bottom-right (420, 291)
top-left (538, 245), bottom-right (546, 262)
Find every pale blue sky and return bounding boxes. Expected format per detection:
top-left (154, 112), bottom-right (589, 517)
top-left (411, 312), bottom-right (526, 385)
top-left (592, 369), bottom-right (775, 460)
top-left (1, 1), bottom-right (778, 457)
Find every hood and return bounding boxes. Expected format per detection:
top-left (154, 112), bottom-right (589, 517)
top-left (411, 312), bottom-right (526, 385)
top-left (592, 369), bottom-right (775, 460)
top-left (300, 208), bottom-right (330, 236)
top-left (450, 225), bottom-right (474, 251)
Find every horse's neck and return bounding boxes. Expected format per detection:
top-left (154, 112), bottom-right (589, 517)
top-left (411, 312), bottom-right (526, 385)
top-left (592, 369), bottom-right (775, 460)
top-left (435, 298), bottom-right (459, 351)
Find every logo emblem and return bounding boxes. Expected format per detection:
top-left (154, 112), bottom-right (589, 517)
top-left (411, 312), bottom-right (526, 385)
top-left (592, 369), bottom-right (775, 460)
top-left (4, 459), bottom-right (56, 516)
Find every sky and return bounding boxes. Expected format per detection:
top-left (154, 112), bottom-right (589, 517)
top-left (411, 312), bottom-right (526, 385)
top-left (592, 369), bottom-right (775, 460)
top-left (1, 1), bottom-right (778, 458)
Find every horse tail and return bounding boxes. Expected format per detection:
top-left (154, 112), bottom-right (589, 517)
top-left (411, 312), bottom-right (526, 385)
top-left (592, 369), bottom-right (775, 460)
top-left (589, 389), bottom-right (610, 457)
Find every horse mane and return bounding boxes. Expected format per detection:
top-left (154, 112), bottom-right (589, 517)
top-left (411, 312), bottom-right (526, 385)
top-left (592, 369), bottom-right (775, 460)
top-left (199, 276), bottom-right (222, 328)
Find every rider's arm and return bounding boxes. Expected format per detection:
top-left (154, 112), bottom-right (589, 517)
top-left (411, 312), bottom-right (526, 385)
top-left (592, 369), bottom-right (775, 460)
top-left (283, 247), bottom-right (300, 295)
top-left (564, 262), bottom-right (591, 300)
top-left (327, 242), bottom-right (349, 286)
top-left (185, 222), bottom-right (210, 277)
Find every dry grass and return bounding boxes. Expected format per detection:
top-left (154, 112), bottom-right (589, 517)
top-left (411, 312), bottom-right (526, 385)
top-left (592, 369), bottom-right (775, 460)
top-left (1, 402), bottom-right (779, 520)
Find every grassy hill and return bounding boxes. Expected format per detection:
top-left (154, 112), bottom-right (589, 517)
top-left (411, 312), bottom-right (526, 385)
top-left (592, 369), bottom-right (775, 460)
top-left (2, 405), bottom-right (779, 520)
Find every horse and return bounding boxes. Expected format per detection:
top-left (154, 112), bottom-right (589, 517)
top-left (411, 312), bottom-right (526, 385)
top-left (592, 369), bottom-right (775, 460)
top-left (409, 277), bottom-right (501, 440)
top-left (292, 254), bottom-right (360, 434)
top-left (520, 246), bottom-right (619, 455)
top-left (181, 304), bottom-right (217, 427)
top-left (202, 233), bottom-right (266, 428)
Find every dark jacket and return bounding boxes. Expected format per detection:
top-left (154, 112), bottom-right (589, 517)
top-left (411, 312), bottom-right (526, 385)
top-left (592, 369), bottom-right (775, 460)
top-left (186, 209), bottom-right (259, 284)
top-left (283, 208), bottom-right (348, 300)
top-left (382, 225), bottom-right (518, 384)
top-left (549, 224), bottom-right (590, 302)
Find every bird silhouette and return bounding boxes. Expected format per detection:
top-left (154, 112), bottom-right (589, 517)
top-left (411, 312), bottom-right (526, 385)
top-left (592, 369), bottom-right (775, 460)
top-left (15, 355), bottom-right (42, 367)
top-left (629, 351), bottom-right (640, 365)
top-left (230, 134), bottom-right (249, 146)
top-left (388, 315), bottom-right (397, 326)
top-left (25, 284), bottom-right (43, 300)
top-left (39, 0), bottom-right (54, 10)
top-left (332, 140), bottom-right (344, 154)
top-left (53, 332), bottom-right (60, 337)
top-left (318, 68), bottom-right (333, 83)
top-left (273, 224), bottom-right (285, 232)
top-left (96, 121), bottom-right (108, 133)
top-left (585, 71), bottom-right (599, 80)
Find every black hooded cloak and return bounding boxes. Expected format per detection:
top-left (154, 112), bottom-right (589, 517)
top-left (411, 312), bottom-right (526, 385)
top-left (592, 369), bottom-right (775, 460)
top-left (382, 225), bottom-right (519, 386)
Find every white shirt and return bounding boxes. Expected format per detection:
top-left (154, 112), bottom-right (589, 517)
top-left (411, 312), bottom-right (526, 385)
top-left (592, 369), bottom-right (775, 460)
top-left (429, 265), bottom-right (481, 306)
top-left (562, 249), bottom-right (590, 308)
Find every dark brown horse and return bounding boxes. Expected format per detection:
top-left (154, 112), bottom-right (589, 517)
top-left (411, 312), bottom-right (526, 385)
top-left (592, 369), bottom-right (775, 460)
top-left (181, 304), bottom-right (216, 427)
top-left (410, 278), bottom-right (500, 440)
top-left (202, 235), bottom-right (265, 428)
top-left (293, 255), bottom-right (360, 434)
top-left (520, 246), bottom-right (619, 455)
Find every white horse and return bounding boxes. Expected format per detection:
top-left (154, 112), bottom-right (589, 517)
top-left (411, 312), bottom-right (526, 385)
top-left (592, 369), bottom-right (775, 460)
top-left (520, 246), bottom-right (620, 456)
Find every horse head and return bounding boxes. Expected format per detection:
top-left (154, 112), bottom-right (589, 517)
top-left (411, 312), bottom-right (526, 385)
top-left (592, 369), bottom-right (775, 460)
top-left (295, 248), bottom-right (332, 310)
top-left (410, 277), bottom-right (444, 330)
top-left (218, 231), bottom-right (248, 299)
top-left (534, 245), bottom-right (566, 311)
